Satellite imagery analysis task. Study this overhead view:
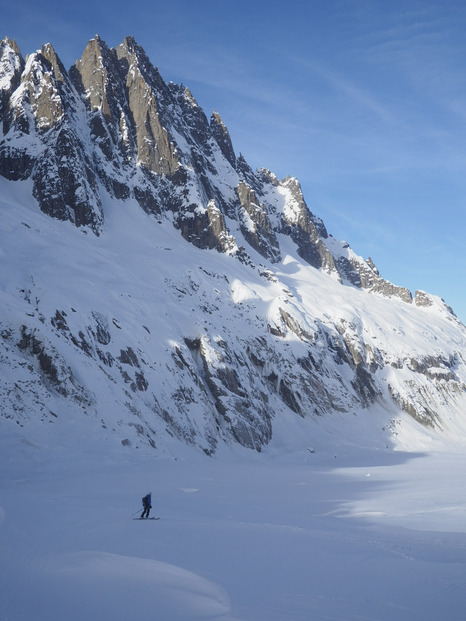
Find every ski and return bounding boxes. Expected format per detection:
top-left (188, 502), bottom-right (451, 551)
top-left (133, 517), bottom-right (160, 520)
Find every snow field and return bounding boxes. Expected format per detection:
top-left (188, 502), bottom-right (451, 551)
top-left (2, 424), bottom-right (466, 621)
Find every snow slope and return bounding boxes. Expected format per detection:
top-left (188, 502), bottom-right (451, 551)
top-left (2, 174), bottom-right (466, 455)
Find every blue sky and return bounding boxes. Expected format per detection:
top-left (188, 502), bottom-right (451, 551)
top-left (3, 0), bottom-right (466, 323)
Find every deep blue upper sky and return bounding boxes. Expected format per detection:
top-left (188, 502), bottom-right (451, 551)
top-left (3, 0), bottom-right (466, 323)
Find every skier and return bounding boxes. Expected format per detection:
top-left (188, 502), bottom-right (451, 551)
top-left (141, 492), bottom-right (152, 519)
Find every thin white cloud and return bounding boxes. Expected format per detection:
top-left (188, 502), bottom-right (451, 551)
top-left (287, 55), bottom-right (397, 125)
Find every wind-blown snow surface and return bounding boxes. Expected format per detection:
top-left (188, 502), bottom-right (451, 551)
top-left (2, 422), bottom-right (466, 621)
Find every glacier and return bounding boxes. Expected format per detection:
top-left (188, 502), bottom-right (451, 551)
top-left (2, 33), bottom-right (466, 621)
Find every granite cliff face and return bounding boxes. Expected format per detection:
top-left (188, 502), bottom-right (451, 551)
top-left (1, 36), bottom-right (465, 453)
top-left (0, 35), bottom-right (415, 296)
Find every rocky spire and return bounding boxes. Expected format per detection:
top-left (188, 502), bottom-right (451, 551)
top-left (71, 35), bottom-right (119, 120)
top-left (114, 37), bottom-right (179, 177)
top-left (236, 180), bottom-right (281, 262)
top-left (0, 37), bottom-right (24, 115)
top-left (210, 110), bottom-right (236, 167)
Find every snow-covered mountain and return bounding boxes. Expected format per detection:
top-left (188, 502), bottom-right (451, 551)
top-left (1, 35), bottom-right (466, 454)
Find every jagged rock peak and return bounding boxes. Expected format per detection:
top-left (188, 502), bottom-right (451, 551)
top-left (210, 110), bottom-right (236, 167)
top-left (116, 36), bottom-right (166, 91)
top-left (120, 35), bottom-right (142, 54)
top-left (236, 153), bottom-right (260, 189)
top-left (73, 34), bottom-right (179, 178)
top-left (0, 34), bottom-right (454, 316)
top-left (38, 42), bottom-right (68, 83)
top-left (182, 85), bottom-right (200, 108)
top-left (280, 175), bottom-right (328, 239)
top-left (17, 45), bottom-right (71, 132)
top-left (70, 35), bottom-right (121, 120)
top-left (78, 34), bottom-right (112, 64)
top-left (366, 257), bottom-right (379, 276)
top-left (1, 36), bottom-right (22, 57)
top-left (0, 37), bottom-right (24, 106)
